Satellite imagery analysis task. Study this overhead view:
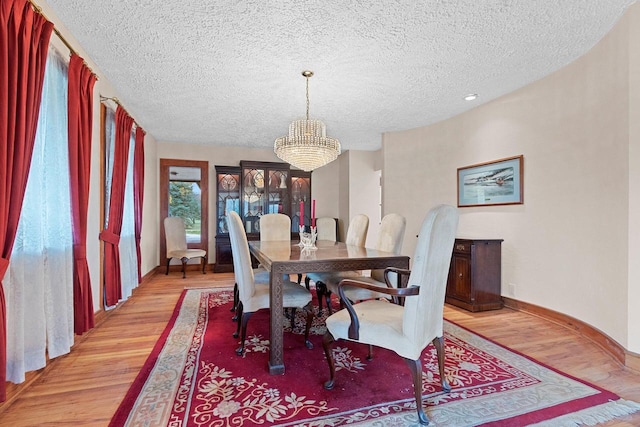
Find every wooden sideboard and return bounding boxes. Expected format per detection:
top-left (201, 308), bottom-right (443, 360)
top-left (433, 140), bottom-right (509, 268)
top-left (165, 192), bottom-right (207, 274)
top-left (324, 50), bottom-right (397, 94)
top-left (445, 238), bottom-right (503, 312)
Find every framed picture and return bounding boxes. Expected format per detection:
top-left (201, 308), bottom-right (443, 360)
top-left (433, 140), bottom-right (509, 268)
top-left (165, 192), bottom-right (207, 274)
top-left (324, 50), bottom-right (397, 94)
top-left (458, 155), bottom-right (523, 207)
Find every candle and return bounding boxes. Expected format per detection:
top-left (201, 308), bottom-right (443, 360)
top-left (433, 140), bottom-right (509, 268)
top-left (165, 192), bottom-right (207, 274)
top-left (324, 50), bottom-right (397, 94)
top-left (299, 200), bottom-right (304, 227)
top-left (311, 199), bottom-right (316, 227)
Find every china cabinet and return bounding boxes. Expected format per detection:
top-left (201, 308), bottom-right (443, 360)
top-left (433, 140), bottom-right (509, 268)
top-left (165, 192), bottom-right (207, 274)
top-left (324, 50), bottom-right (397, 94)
top-left (214, 161), bottom-right (311, 272)
top-left (445, 238), bottom-right (503, 312)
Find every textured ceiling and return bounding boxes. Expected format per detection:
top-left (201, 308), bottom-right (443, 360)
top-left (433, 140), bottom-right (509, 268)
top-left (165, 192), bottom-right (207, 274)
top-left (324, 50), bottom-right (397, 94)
top-left (46, 0), bottom-right (635, 151)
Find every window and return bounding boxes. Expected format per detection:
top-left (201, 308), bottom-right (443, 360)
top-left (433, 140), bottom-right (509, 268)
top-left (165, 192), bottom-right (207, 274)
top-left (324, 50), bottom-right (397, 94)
top-left (4, 48), bottom-right (74, 383)
top-left (102, 106), bottom-right (138, 303)
top-left (168, 166), bottom-right (202, 243)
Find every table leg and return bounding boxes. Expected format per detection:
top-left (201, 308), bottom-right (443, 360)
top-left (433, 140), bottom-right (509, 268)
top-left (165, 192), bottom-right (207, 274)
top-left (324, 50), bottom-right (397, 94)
top-left (269, 268), bottom-right (285, 374)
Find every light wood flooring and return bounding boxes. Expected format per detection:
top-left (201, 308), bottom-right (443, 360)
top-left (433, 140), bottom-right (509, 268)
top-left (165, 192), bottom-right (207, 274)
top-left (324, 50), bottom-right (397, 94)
top-left (0, 271), bottom-right (638, 426)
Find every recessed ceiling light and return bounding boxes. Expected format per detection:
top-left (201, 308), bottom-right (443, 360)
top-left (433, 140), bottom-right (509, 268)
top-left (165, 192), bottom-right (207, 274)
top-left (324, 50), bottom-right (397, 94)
top-left (463, 93), bottom-right (478, 101)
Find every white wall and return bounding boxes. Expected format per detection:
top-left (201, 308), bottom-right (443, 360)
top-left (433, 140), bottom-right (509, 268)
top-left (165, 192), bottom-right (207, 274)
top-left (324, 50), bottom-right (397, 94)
top-left (383, 5), bottom-right (638, 352)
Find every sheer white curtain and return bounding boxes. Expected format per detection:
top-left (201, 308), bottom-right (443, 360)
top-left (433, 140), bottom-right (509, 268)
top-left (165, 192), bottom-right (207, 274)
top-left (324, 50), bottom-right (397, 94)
top-left (103, 108), bottom-right (138, 303)
top-left (119, 131), bottom-right (138, 299)
top-left (3, 48), bottom-right (74, 383)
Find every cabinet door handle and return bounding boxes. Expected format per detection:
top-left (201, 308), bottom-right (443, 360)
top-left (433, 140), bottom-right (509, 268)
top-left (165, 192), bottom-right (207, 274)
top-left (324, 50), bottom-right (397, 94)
top-left (458, 273), bottom-right (463, 278)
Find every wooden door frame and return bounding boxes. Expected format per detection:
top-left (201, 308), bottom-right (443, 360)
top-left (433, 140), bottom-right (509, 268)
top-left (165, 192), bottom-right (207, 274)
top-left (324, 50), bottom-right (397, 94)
top-left (159, 159), bottom-right (209, 268)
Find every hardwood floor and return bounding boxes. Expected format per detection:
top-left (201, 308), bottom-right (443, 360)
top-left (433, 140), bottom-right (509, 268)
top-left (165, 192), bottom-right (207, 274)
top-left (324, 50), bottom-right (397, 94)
top-left (0, 271), bottom-right (639, 426)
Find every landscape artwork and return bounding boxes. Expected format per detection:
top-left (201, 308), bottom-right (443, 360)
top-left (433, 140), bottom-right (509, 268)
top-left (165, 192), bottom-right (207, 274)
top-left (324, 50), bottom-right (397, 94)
top-left (458, 155), bottom-right (523, 207)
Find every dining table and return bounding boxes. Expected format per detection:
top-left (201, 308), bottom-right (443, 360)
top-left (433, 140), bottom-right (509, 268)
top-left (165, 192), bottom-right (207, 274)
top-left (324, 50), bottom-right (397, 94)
top-left (248, 239), bottom-right (410, 375)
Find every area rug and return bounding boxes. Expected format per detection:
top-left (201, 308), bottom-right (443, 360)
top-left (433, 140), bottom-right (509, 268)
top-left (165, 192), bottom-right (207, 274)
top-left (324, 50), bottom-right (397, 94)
top-left (110, 287), bottom-right (640, 426)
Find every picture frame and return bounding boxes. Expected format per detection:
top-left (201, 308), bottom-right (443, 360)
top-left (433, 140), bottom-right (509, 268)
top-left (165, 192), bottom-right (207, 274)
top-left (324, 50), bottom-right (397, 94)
top-left (457, 155), bottom-right (523, 207)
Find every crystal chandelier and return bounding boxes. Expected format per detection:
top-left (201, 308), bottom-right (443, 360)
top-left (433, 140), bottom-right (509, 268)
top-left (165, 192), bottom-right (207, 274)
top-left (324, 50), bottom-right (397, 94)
top-left (274, 71), bottom-right (341, 171)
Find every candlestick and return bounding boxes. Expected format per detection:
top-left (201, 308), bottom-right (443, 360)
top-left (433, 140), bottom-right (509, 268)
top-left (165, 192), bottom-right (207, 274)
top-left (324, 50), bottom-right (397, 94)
top-left (311, 199), bottom-right (316, 227)
top-left (299, 200), bottom-right (304, 227)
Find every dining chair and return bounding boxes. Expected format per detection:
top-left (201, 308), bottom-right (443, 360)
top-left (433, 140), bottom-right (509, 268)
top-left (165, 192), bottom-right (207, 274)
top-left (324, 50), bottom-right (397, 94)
top-left (227, 211), bottom-right (314, 355)
top-left (316, 217), bottom-right (338, 241)
top-left (305, 214), bottom-right (369, 311)
top-left (322, 205), bottom-right (458, 425)
top-left (298, 217), bottom-right (338, 287)
top-left (163, 216), bottom-right (207, 278)
top-left (232, 213), bottom-right (291, 319)
top-left (315, 213), bottom-right (406, 313)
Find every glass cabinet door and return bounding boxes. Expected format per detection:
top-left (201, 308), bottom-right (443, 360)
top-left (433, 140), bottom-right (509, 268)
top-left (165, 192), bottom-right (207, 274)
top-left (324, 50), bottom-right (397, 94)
top-left (242, 166), bottom-right (264, 234)
top-left (291, 172), bottom-right (311, 232)
top-left (216, 167), bottom-right (240, 235)
top-left (266, 168), bottom-right (289, 213)
top-left (241, 161), bottom-right (291, 235)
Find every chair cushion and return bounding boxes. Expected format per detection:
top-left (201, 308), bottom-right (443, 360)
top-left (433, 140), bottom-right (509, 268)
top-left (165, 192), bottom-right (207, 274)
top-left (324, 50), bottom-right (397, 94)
top-left (253, 268), bottom-right (270, 283)
top-left (241, 280), bottom-right (311, 313)
top-left (167, 249), bottom-right (206, 259)
top-left (326, 299), bottom-right (422, 360)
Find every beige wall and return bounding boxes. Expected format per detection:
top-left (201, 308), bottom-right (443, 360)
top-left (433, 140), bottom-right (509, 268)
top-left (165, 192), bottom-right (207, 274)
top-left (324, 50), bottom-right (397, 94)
top-left (383, 4), bottom-right (638, 353)
top-left (628, 4), bottom-right (640, 352)
top-left (349, 150), bottom-right (382, 246)
top-left (310, 157), bottom-right (341, 226)
top-left (140, 135), bottom-right (159, 277)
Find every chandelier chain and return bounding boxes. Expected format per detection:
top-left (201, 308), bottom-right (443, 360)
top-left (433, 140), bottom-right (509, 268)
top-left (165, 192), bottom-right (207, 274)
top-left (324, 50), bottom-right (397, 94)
top-left (305, 75), bottom-right (310, 121)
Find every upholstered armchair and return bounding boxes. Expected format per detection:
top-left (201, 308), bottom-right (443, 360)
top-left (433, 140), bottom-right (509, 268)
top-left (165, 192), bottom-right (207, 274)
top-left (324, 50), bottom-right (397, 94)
top-left (322, 205), bottom-right (458, 425)
top-left (311, 213), bottom-right (406, 313)
top-left (163, 216), bottom-right (207, 278)
top-left (305, 214), bottom-right (369, 310)
top-left (227, 211), bottom-right (314, 355)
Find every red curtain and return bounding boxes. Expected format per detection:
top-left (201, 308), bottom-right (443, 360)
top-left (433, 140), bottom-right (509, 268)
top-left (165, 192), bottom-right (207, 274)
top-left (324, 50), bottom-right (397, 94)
top-left (0, 0), bottom-right (53, 401)
top-left (99, 107), bottom-right (133, 307)
top-left (133, 126), bottom-right (145, 284)
top-left (68, 54), bottom-right (97, 334)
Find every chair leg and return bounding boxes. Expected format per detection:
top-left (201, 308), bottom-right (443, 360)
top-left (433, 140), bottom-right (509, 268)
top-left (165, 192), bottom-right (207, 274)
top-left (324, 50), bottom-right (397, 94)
top-left (236, 310), bottom-right (253, 356)
top-left (202, 255), bottom-right (207, 274)
top-left (165, 258), bottom-right (171, 275)
top-left (233, 302), bottom-right (243, 338)
top-left (432, 336), bottom-right (451, 393)
top-left (304, 275), bottom-right (311, 291)
top-left (324, 289), bottom-right (333, 315)
top-left (303, 302), bottom-right (314, 349)
top-left (404, 357), bottom-right (429, 425)
top-left (297, 273), bottom-right (303, 285)
top-left (289, 307), bottom-right (297, 329)
top-left (322, 332), bottom-right (337, 390)
top-left (315, 281), bottom-right (325, 312)
top-left (231, 283), bottom-right (238, 321)
top-left (367, 344), bottom-right (374, 361)
top-left (180, 257), bottom-right (188, 278)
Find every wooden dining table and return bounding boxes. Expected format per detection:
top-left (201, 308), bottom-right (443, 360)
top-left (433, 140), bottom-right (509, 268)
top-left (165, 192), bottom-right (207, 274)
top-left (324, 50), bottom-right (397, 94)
top-left (248, 239), bottom-right (410, 375)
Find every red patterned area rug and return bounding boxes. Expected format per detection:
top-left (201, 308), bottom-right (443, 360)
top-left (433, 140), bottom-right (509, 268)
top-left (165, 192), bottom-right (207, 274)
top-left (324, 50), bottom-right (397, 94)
top-left (110, 288), bottom-right (640, 426)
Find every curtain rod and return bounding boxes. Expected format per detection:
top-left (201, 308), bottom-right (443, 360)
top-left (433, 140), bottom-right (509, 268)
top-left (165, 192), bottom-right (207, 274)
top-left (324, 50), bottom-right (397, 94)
top-left (100, 96), bottom-right (140, 128)
top-left (28, 0), bottom-right (98, 80)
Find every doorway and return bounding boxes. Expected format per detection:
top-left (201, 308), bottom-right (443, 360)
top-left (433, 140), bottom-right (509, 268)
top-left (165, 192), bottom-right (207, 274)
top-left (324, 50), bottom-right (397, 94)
top-left (159, 159), bottom-right (209, 268)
